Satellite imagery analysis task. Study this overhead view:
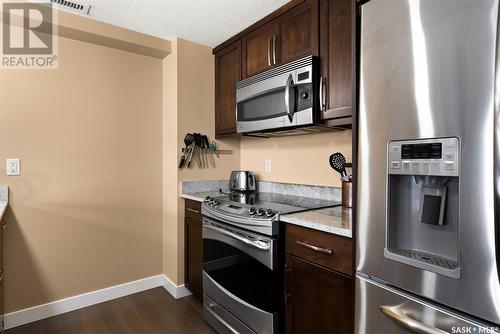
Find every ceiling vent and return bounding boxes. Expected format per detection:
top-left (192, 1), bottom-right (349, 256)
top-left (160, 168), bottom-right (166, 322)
top-left (50, 0), bottom-right (91, 15)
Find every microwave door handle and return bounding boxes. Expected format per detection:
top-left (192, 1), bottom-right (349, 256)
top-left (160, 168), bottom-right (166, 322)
top-left (285, 74), bottom-right (295, 122)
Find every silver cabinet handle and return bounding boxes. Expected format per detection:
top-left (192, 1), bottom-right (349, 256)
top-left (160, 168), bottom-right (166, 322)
top-left (319, 76), bottom-right (325, 112)
top-left (205, 223), bottom-right (271, 251)
top-left (272, 35), bottom-right (277, 65)
top-left (207, 303), bottom-right (240, 334)
top-left (296, 240), bottom-right (332, 255)
top-left (380, 305), bottom-right (448, 334)
top-left (267, 36), bottom-right (271, 67)
top-left (186, 207), bottom-right (200, 214)
top-left (285, 73), bottom-right (295, 122)
top-left (0, 270), bottom-right (4, 283)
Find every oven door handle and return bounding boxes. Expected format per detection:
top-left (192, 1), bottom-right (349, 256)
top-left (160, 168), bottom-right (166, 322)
top-left (204, 224), bottom-right (271, 251)
top-left (285, 73), bottom-right (295, 123)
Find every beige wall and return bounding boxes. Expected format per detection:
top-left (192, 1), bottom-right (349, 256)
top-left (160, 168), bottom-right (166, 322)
top-left (0, 37), bottom-right (164, 312)
top-left (162, 39), bottom-right (240, 285)
top-left (240, 130), bottom-right (352, 188)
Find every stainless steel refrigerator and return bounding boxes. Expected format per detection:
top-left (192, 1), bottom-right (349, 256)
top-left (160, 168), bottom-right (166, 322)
top-left (356, 0), bottom-right (500, 332)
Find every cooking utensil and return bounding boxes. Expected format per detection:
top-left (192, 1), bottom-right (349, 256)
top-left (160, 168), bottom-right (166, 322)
top-left (204, 135), bottom-right (216, 167)
top-left (179, 133), bottom-right (195, 168)
top-left (187, 142), bottom-right (196, 168)
top-left (329, 153), bottom-right (347, 177)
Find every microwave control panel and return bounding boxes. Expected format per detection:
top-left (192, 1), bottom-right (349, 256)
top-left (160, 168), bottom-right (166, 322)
top-left (387, 137), bottom-right (460, 177)
top-left (296, 84), bottom-right (312, 112)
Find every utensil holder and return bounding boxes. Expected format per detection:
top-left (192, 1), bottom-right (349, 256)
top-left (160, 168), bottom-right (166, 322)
top-left (342, 180), bottom-right (353, 208)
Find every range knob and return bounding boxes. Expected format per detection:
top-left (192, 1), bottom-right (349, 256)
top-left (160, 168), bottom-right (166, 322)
top-left (257, 208), bottom-right (265, 216)
top-left (209, 199), bottom-right (215, 205)
top-left (212, 200), bottom-right (220, 206)
top-left (265, 209), bottom-right (275, 217)
top-left (301, 91), bottom-right (309, 99)
top-left (248, 207), bottom-right (257, 215)
top-left (204, 196), bottom-right (211, 203)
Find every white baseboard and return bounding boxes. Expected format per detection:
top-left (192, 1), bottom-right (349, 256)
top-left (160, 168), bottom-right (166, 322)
top-left (4, 274), bottom-right (192, 330)
top-left (160, 275), bottom-right (192, 299)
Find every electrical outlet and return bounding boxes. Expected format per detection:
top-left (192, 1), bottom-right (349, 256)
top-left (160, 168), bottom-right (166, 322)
top-left (6, 158), bottom-right (20, 176)
top-left (265, 160), bottom-right (272, 173)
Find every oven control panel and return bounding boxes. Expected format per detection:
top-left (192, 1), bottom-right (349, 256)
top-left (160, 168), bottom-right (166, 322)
top-left (203, 197), bottom-right (277, 220)
top-left (388, 137), bottom-right (460, 177)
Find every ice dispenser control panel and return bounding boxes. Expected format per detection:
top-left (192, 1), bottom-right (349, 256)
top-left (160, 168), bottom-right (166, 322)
top-left (388, 137), bottom-right (460, 177)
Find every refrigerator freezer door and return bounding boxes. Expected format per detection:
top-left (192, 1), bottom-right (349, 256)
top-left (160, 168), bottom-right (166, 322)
top-left (356, 275), bottom-right (500, 334)
top-left (358, 0), bottom-right (500, 325)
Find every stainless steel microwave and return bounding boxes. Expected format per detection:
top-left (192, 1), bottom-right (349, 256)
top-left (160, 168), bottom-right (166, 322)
top-left (236, 56), bottom-right (321, 135)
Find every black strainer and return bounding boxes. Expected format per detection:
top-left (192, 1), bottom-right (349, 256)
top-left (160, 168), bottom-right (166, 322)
top-left (329, 152), bottom-right (347, 177)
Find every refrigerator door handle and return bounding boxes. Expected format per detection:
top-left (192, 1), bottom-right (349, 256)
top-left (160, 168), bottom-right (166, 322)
top-left (379, 305), bottom-right (448, 334)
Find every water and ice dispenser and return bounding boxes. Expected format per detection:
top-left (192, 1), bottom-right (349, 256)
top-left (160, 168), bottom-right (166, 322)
top-left (385, 137), bottom-right (460, 278)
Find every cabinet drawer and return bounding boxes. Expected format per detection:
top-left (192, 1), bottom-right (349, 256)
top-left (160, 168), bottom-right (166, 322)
top-left (185, 200), bottom-right (202, 221)
top-left (286, 223), bottom-right (352, 276)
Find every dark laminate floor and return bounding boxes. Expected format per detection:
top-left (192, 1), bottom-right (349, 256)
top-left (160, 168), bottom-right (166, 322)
top-left (7, 287), bottom-right (216, 334)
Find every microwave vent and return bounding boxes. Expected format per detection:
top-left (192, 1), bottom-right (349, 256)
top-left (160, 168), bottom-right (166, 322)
top-left (237, 55), bottom-right (314, 89)
top-left (50, 0), bottom-right (91, 14)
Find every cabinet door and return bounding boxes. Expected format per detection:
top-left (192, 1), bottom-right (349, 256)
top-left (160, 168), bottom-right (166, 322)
top-left (185, 217), bottom-right (203, 300)
top-left (277, 0), bottom-right (318, 65)
top-left (215, 40), bottom-right (241, 137)
top-left (242, 22), bottom-right (278, 78)
top-left (286, 255), bottom-right (353, 334)
top-left (319, 0), bottom-right (354, 121)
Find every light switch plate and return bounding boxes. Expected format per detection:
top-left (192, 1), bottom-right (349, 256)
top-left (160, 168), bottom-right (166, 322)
top-left (6, 158), bottom-right (20, 176)
top-left (265, 160), bottom-right (272, 173)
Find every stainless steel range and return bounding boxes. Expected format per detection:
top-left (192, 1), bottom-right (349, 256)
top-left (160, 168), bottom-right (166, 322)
top-left (201, 191), bottom-right (339, 334)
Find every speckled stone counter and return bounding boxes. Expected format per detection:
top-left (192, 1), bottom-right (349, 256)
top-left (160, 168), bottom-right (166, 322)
top-left (0, 186), bottom-right (8, 221)
top-left (180, 180), bottom-right (229, 202)
top-left (181, 190), bottom-right (226, 202)
top-left (280, 206), bottom-right (352, 238)
top-left (180, 180), bottom-right (351, 238)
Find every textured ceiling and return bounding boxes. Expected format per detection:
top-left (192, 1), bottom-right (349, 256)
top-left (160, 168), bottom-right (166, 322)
top-left (56, 0), bottom-right (289, 47)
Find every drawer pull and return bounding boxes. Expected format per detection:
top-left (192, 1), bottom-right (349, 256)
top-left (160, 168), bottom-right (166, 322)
top-left (207, 303), bottom-right (239, 334)
top-left (296, 240), bottom-right (332, 255)
top-left (186, 208), bottom-right (200, 214)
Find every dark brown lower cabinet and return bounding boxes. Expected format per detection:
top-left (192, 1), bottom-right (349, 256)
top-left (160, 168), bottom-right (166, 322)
top-left (184, 200), bottom-right (203, 300)
top-left (285, 254), bottom-right (354, 334)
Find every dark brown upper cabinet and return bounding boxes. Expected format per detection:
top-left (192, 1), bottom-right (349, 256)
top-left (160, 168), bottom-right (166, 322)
top-left (278, 0), bottom-right (318, 65)
top-left (242, 22), bottom-right (279, 78)
top-left (319, 0), bottom-right (354, 123)
top-left (242, 0), bottom-right (318, 79)
top-left (215, 40), bottom-right (241, 137)
top-left (213, 0), bottom-right (354, 136)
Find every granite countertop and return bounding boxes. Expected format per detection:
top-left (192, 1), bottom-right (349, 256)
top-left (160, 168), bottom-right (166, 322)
top-left (279, 206), bottom-right (352, 238)
top-left (180, 180), bottom-right (351, 238)
top-left (0, 186), bottom-right (8, 222)
top-left (181, 191), bottom-right (225, 202)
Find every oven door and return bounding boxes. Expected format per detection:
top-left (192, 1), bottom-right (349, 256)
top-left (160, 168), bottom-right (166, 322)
top-left (236, 57), bottom-right (316, 134)
top-left (202, 216), bottom-right (280, 334)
